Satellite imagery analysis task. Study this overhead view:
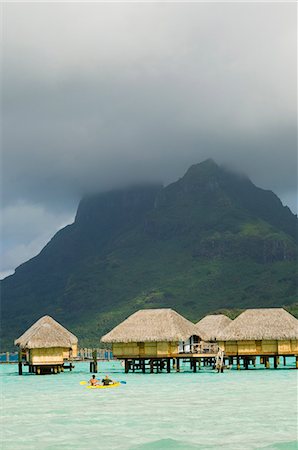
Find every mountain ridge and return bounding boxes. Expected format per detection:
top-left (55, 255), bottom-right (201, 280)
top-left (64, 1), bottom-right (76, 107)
top-left (1, 160), bottom-right (297, 350)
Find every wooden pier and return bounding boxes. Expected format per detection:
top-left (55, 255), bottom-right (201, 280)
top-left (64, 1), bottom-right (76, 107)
top-left (121, 353), bottom-right (297, 374)
top-left (123, 356), bottom-right (218, 373)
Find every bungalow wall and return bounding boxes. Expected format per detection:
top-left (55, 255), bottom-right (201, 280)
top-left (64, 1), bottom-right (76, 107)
top-left (62, 344), bottom-right (78, 359)
top-left (29, 347), bottom-right (67, 365)
top-left (218, 339), bottom-right (298, 355)
top-left (112, 341), bottom-right (179, 358)
top-left (72, 344), bottom-right (78, 358)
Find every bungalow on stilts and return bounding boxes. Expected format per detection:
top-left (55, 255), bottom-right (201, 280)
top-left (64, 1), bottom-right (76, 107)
top-left (101, 308), bottom-right (220, 373)
top-left (195, 314), bottom-right (233, 371)
top-left (217, 308), bottom-right (298, 369)
top-left (15, 315), bottom-right (78, 375)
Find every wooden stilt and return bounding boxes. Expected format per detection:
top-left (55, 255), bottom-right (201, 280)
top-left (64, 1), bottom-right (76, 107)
top-left (283, 356), bottom-right (286, 366)
top-left (198, 358), bottom-right (201, 370)
top-left (18, 361), bottom-right (22, 375)
top-left (176, 358), bottom-right (180, 372)
top-left (265, 357), bottom-right (270, 369)
top-left (172, 358), bottom-right (176, 369)
top-left (142, 360), bottom-right (146, 374)
top-left (167, 359), bottom-right (171, 373)
top-left (236, 357), bottom-right (240, 370)
top-left (274, 356), bottom-right (278, 369)
top-left (150, 359), bottom-right (154, 374)
top-left (296, 356), bottom-right (298, 369)
top-left (193, 358), bottom-right (197, 373)
top-left (124, 359), bottom-right (129, 373)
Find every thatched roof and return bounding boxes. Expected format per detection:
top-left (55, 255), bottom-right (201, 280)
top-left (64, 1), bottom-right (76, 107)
top-left (101, 309), bottom-right (198, 343)
top-left (217, 308), bottom-right (298, 341)
top-left (195, 314), bottom-right (232, 341)
top-left (15, 315), bottom-right (78, 349)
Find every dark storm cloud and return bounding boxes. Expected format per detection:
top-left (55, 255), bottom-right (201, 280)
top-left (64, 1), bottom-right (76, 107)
top-left (1, 2), bottom-right (297, 276)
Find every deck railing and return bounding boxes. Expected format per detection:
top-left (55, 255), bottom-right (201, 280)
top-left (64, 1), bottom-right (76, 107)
top-left (179, 342), bottom-right (220, 354)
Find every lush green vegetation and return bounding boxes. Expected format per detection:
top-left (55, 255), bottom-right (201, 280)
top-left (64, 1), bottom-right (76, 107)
top-left (1, 160), bottom-right (297, 350)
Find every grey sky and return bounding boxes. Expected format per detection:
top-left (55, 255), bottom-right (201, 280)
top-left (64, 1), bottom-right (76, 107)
top-left (1, 2), bottom-right (297, 278)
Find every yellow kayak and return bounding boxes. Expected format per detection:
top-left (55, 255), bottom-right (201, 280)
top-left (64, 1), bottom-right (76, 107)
top-left (86, 382), bottom-right (120, 389)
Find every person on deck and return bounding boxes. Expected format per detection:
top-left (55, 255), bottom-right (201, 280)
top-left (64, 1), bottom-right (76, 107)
top-left (102, 375), bottom-right (113, 386)
top-left (89, 375), bottom-right (99, 386)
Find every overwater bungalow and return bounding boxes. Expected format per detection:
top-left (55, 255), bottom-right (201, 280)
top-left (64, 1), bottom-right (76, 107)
top-left (195, 314), bottom-right (232, 342)
top-left (101, 308), bottom-right (219, 373)
top-left (217, 308), bottom-right (298, 369)
top-left (15, 315), bottom-right (78, 375)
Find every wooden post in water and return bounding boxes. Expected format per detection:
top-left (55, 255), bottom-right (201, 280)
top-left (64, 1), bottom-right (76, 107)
top-left (198, 358), bottom-right (201, 370)
top-left (150, 359), bottom-right (154, 374)
top-left (124, 359), bottom-right (129, 373)
top-left (236, 357), bottom-right (240, 370)
top-left (283, 356), bottom-right (286, 366)
top-left (176, 358), bottom-right (180, 372)
top-left (18, 351), bottom-right (22, 375)
top-left (244, 358), bottom-right (249, 370)
top-left (265, 357), bottom-right (270, 369)
top-left (296, 356), bottom-right (298, 369)
top-left (274, 356), bottom-right (278, 369)
top-left (166, 359), bottom-right (171, 373)
top-left (91, 350), bottom-right (98, 373)
top-left (193, 358), bottom-right (197, 373)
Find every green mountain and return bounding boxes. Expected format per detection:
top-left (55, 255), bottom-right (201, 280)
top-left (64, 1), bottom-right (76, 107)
top-left (1, 159), bottom-right (297, 350)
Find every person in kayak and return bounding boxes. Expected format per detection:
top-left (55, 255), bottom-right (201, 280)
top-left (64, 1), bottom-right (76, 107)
top-left (89, 375), bottom-right (99, 386)
top-left (102, 375), bottom-right (113, 386)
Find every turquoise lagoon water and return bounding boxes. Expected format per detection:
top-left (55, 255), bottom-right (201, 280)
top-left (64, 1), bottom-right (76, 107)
top-left (1, 360), bottom-right (297, 450)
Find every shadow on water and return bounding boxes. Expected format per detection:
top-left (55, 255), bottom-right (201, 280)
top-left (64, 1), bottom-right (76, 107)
top-left (263, 442), bottom-right (298, 450)
top-left (130, 438), bottom-right (210, 449)
top-left (131, 439), bottom-right (298, 450)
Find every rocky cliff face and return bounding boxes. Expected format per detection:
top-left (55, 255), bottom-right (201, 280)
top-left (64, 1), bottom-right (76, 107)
top-left (1, 160), bottom-right (297, 350)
